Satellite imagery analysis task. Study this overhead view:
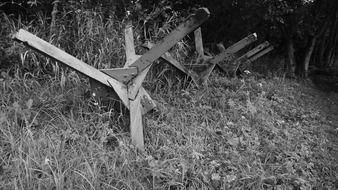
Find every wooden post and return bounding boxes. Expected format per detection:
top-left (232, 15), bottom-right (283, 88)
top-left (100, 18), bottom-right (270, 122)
top-left (194, 27), bottom-right (204, 58)
top-left (124, 22), bottom-right (136, 65)
top-left (129, 94), bottom-right (144, 150)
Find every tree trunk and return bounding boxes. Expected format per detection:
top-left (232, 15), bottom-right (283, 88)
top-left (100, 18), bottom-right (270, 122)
top-left (287, 39), bottom-right (296, 77)
top-left (303, 36), bottom-right (317, 78)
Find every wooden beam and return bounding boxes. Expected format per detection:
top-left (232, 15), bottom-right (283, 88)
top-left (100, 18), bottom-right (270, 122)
top-left (230, 41), bottom-right (270, 65)
top-left (126, 8), bottom-right (210, 82)
top-left (124, 22), bottom-right (136, 66)
top-left (249, 46), bottom-right (274, 62)
top-left (233, 46), bottom-right (274, 74)
top-left (13, 29), bottom-right (130, 108)
top-left (129, 94), bottom-right (144, 150)
top-left (242, 41), bottom-right (269, 60)
top-left (210, 33), bottom-right (257, 65)
top-left (194, 27), bottom-right (204, 57)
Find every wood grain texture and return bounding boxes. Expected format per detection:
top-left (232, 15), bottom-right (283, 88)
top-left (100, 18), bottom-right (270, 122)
top-left (194, 27), bottom-right (204, 57)
top-left (129, 94), bottom-right (144, 150)
top-left (124, 23), bottom-right (136, 66)
top-left (211, 33), bottom-right (257, 65)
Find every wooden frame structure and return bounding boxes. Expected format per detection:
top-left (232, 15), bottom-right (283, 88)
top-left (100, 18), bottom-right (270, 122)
top-left (144, 28), bottom-right (274, 86)
top-left (12, 7), bottom-right (274, 151)
top-left (13, 8), bottom-right (210, 150)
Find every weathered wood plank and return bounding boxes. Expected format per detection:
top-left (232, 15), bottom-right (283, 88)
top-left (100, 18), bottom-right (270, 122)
top-left (126, 8), bottom-right (210, 82)
top-left (13, 29), bottom-right (130, 108)
top-left (124, 23), bottom-right (136, 66)
top-left (230, 41), bottom-right (270, 66)
top-left (194, 27), bottom-right (204, 57)
top-left (210, 33), bottom-right (257, 65)
top-left (233, 46), bottom-right (274, 74)
top-left (249, 45), bottom-right (274, 62)
top-left (241, 41), bottom-right (269, 60)
top-left (129, 93), bottom-right (144, 150)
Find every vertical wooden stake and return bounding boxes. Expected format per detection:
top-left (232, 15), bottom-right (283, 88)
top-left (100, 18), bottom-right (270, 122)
top-left (125, 22), bottom-right (137, 65)
top-left (129, 94), bottom-right (144, 150)
top-left (194, 27), bottom-right (204, 57)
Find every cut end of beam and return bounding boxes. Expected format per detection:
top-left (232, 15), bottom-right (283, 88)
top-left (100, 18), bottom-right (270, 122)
top-left (12, 29), bottom-right (28, 42)
top-left (198, 7), bottom-right (211, 16)
top-left (193, 8), bottom-right (210, 21)
top-left (253, 33), bottom-right (257, 38)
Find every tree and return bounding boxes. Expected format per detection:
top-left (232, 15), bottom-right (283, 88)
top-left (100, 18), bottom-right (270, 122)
top-left (262, 0), bottom-right (338, 77)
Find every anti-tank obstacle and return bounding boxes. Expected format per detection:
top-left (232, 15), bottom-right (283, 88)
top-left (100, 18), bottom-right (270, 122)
top-left (13, 8), bottom-right (210, 151)
top-left (12, 7), bottom-right (274, 151)
top-left (144, 28), bottom-right (274, 85)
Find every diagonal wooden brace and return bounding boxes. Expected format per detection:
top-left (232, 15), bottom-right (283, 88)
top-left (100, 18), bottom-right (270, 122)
top-left (210, 33), bottom-right (258, 65)
top-left (194, 27), bottom-right (205, 59)
top-left (232, 43), bottom-right (274, 74)
top-left (232, 41), bottom-right (270, 64)
top-left (12, 29), bottom-right (129, 108)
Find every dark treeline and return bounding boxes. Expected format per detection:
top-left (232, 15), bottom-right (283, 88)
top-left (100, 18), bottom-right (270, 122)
top-left (1, 0), bottom-right (338, 77)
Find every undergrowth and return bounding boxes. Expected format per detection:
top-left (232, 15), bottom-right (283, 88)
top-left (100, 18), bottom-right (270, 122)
top-left (1, 71), bottom-right (337, 189)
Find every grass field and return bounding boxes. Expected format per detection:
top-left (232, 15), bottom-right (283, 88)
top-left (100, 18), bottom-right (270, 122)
top-left (1, 71), bottom-right (338, 189)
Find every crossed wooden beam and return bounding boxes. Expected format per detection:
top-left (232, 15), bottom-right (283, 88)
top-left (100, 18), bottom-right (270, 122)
top-left (144, 28), bottom-right (274, 86)
top-left (13, 8), bottom-right (210, 150)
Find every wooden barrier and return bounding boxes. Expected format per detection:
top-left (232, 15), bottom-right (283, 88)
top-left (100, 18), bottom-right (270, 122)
top-left (12, 7), bottom-right (273, 150)
top-left (143, 30), bottom-right (259, 86)
top-left (229, 42), bottom-right (274, 75)
top-left (13, 8), bottom-right (210, 150)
